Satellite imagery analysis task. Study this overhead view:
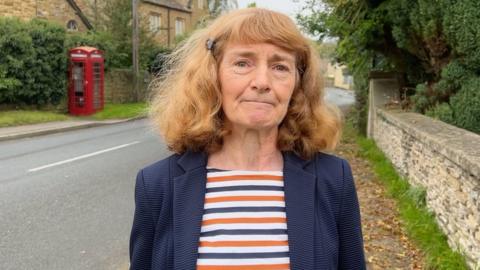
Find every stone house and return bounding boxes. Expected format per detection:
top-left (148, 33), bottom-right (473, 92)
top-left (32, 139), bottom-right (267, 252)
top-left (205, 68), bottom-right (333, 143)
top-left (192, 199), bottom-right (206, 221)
top-left (0, 0), bottom-right (93, 31)
top-left (140, 0), bottom-right (209, 47)
top-left (0, 0), bottom-right (209, 47)
top-left (325, 62), bottom-right (354, 90)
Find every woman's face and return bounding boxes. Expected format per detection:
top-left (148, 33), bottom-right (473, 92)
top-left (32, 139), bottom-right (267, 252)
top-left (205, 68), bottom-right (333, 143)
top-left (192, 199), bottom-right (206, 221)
top-left (218, 42), bottom-right (297, 131)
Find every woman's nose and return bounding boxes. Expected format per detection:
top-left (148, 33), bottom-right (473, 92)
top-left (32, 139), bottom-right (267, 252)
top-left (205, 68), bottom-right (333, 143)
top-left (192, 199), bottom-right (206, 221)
top-left (251, 65), bottom-right (271, 92)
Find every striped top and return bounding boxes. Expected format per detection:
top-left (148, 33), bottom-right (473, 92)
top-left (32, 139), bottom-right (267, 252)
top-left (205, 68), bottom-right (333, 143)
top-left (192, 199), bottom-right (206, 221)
top-left (196, 168), bottom-right (290, 270)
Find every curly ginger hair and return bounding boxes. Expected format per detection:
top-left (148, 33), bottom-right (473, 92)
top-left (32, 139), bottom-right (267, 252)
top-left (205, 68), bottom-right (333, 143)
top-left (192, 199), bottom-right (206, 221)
top-left (149, 8), bottom-right (342, 159)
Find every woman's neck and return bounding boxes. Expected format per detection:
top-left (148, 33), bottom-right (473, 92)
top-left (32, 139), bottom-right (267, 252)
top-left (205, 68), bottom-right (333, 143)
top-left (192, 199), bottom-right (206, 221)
top-left (208, 128), bottom-right (283, 171)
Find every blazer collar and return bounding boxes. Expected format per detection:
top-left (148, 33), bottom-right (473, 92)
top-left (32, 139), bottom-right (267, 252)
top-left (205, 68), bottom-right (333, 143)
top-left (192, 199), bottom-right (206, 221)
top-left (172, 150), bottom-right (316, 270)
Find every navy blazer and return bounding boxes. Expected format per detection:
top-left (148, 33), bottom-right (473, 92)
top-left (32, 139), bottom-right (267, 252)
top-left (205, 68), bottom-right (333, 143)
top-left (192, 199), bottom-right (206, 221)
top-left (129, 151), bottom-right (366, 269)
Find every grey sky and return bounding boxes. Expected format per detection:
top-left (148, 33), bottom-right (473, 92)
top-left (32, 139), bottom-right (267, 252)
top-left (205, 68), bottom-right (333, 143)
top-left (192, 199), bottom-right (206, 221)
top-left (237, 0), bottom-right (307, 21)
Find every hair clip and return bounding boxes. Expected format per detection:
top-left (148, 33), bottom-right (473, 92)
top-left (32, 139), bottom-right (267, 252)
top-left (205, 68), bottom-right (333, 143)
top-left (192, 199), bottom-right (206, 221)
top-left (206, 38), bottom-right (216, 51)
top-left (298, 65), bottom-right (306, 75)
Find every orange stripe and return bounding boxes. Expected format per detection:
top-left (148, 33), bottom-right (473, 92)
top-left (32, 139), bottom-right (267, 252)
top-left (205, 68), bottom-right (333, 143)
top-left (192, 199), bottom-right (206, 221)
top-left (205, 196), bottom-right (284, 203)
top-left (202, 217), bottom-right (286, 225)
top-left (197, 264), bottom-right (290, 270)
top-left (207, 175), bottom-right (283, 182)
top-left (199, 240), bottom-right (289, 247)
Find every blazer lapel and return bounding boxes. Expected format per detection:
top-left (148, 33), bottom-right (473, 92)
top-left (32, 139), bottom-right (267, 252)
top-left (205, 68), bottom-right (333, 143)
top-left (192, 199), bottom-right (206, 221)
top-left (283, 152), bottom-right (316, 270)
top-left (173, 151), bottom-right (207, 270)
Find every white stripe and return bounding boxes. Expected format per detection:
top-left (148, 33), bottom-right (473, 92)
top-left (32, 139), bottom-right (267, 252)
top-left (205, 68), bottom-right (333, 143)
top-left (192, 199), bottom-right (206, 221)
top-left (207, 170), bottom-right (283, 177)
top-left (207, 180), bottom-right (284, 188)
top-left (200, 234), bottom-right (288, 242)
top-left (204, 201), bottom-right (285, 209)
top-left (70, 53), bottom-right (87, 58)
top-left (28, 141), bottom-right (140, 172)
top-left (205, 190), bottom-right (285, 198)
top-left (202, 211), bottom-right (286, 220)
top-left (197, 257), bottom-right (290, 265)
top-left (201, 223), bottom-right (287, 232)
top-left (198, 245), bottom-right (289, 253)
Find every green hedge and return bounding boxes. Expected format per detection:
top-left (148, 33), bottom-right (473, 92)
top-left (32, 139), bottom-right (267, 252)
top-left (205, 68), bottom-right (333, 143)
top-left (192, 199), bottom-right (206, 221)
top-left (65, 31), bottom-right (126, 71)
top-left (0, 18), bottom-right (66, 107)
top-left (0, 17), bottom-right (169, 108)
top-left (65, 31), bottom-right (169, 71)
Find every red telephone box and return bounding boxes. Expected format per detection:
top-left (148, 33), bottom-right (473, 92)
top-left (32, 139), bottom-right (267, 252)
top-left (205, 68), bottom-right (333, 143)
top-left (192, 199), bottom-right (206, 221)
top-left (68, 46), bottom-right (104, 116)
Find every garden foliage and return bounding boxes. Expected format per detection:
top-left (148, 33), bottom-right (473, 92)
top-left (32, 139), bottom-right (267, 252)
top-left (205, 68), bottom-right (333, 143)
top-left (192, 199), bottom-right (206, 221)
top-left (0, 18), bottom-right (66, 106)
top-left (0, 0), bottom-right (168, 107)
top-left (298, 0), bottom-right (480, 134)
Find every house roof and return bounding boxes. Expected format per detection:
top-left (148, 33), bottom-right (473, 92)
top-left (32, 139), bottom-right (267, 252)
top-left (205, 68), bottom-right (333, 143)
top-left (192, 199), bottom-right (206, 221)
top-left (65, 0), bottom-right (94, 30)
top-left (142, 0), bottom-right (192, 13)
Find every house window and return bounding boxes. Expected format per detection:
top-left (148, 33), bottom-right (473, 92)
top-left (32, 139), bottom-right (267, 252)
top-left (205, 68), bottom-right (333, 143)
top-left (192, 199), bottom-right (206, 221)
top-left (198, 0), bottom-right (204, 9)
top-left (175, 18), bottom-right (185, 36)
top-left (149, 13), bottom-right (161, 32)
top-left (67, 20), bottom-right (78, 31)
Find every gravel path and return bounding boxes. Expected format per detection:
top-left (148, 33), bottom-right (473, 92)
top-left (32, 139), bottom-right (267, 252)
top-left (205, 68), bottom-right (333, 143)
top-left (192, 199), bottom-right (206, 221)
top-left (336, 135), bottom-right (425, 269)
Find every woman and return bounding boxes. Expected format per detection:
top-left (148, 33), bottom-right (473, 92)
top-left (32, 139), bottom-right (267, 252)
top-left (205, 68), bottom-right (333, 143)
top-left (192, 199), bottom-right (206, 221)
top-left (130, 8), bottom-right (366, 270)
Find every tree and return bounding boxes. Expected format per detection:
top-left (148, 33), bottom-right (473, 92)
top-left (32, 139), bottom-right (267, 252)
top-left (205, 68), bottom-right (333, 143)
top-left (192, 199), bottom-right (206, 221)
top-left (297, 0), bottom-right (480, 135)
top-left (313, 41), bottom-right (336, 60)
top-left (208, 0), bottom-right (238, 17)
top-left (67, 0), bottom-right (163, 70)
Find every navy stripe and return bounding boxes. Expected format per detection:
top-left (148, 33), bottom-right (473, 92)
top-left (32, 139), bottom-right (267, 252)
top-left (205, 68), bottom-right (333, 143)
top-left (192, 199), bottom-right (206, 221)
top-left (206, 168), bottom-right (230, 172)
top-left (200, 229), bottom-right (287, 237)
top-left (198, 252), bottom-right (289, 259)
top-left (203, 206), bottom-right (285, 214)
top-left (207, 185), bottom-right (284, 193)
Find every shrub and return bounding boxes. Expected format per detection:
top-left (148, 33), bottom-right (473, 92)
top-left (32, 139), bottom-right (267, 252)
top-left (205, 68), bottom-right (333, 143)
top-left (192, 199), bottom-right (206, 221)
top-left (27, 19), bottom-right (67, 106)
top-left (147, 48), bottom-right (172, 75)
top-left (443, 0), bottom-right (480, 70)
top-left (412, 83), bottom-right (431, 113)
top-left (0, 17), bottom-right (66, 106)
top-left (450, 77), bottom-right (480, 133)
top-left (65, 31), bottom-right (127, 70)
top-left (298, 0), bottom-right (480, 133)
top-left (425, 102), bottom-right (454, 124)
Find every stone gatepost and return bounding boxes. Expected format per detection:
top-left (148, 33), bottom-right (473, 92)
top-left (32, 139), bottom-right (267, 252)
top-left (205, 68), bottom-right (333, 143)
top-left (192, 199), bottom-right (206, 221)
top-left (367, 72), bottom-right (400, 138)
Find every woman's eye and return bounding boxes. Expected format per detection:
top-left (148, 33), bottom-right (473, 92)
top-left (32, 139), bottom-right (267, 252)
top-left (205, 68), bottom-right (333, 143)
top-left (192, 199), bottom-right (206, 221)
top-left (234, 61), bottom-right (249, 68)
top-left (274, 64), bottom-right (290, 72)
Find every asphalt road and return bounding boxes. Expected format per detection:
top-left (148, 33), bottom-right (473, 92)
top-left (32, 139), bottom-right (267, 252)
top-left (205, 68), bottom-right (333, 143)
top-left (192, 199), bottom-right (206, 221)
top-left (0, 87), bottom-right (354, 270)
top-left (0, 119), bottom-right (168, 270)
top-left (324, 86), bottom-right (355, 111)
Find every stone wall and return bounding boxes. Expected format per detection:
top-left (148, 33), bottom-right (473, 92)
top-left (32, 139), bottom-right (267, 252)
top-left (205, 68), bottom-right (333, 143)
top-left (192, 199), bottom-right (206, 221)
top-left (104, 69), bottom-right (151, 103)
top-left (369, 77), bottom-right (480, 269)
top-left (0, 0), bottom-right (36, 19)
top-left (0, 0), bottom-right (89, 31)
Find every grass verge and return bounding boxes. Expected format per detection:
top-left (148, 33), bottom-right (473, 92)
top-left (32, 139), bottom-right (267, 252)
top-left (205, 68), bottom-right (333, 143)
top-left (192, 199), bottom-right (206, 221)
top-left (0, 103), bottom-right (148, 128)
top-left (91, 103), bottom-right (147, 120)
top-left (0, 110), bottom-right (69, 128)
top-left (344, 121), bottom-right (468, 269)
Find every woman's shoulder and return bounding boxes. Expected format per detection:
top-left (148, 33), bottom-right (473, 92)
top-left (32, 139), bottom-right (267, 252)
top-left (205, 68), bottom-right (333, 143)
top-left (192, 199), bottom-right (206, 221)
top-left (136, 153), bottom-right (183, 191)
top-left (312, 151), bottom-right (353, 185)
top-left (313, 151), bottom-right (351, 171)
top-left (141, 153), bottom-right (180, 175)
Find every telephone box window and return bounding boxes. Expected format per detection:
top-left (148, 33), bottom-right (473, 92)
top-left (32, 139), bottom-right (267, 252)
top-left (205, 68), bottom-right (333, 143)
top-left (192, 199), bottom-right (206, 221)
top-left (93, 63), bottom-right (102, 109)
top-left (73, 62), bottom-right (85, 107)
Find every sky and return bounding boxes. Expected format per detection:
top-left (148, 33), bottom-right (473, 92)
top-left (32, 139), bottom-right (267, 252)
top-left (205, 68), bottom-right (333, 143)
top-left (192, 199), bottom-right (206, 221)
top-left (236, 0), bottom-right (308, 22)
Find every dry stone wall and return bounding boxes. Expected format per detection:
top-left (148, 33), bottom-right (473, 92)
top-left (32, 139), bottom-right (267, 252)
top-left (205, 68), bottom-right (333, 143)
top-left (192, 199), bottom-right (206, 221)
top-left (104, 69), bottom-right (151, 103)
top-left (0, 0), bottom-right (89, 31)
top-left (0, 0), bottom-right (36, 19)
top-left (369, 78), bottom-right (480, 269)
